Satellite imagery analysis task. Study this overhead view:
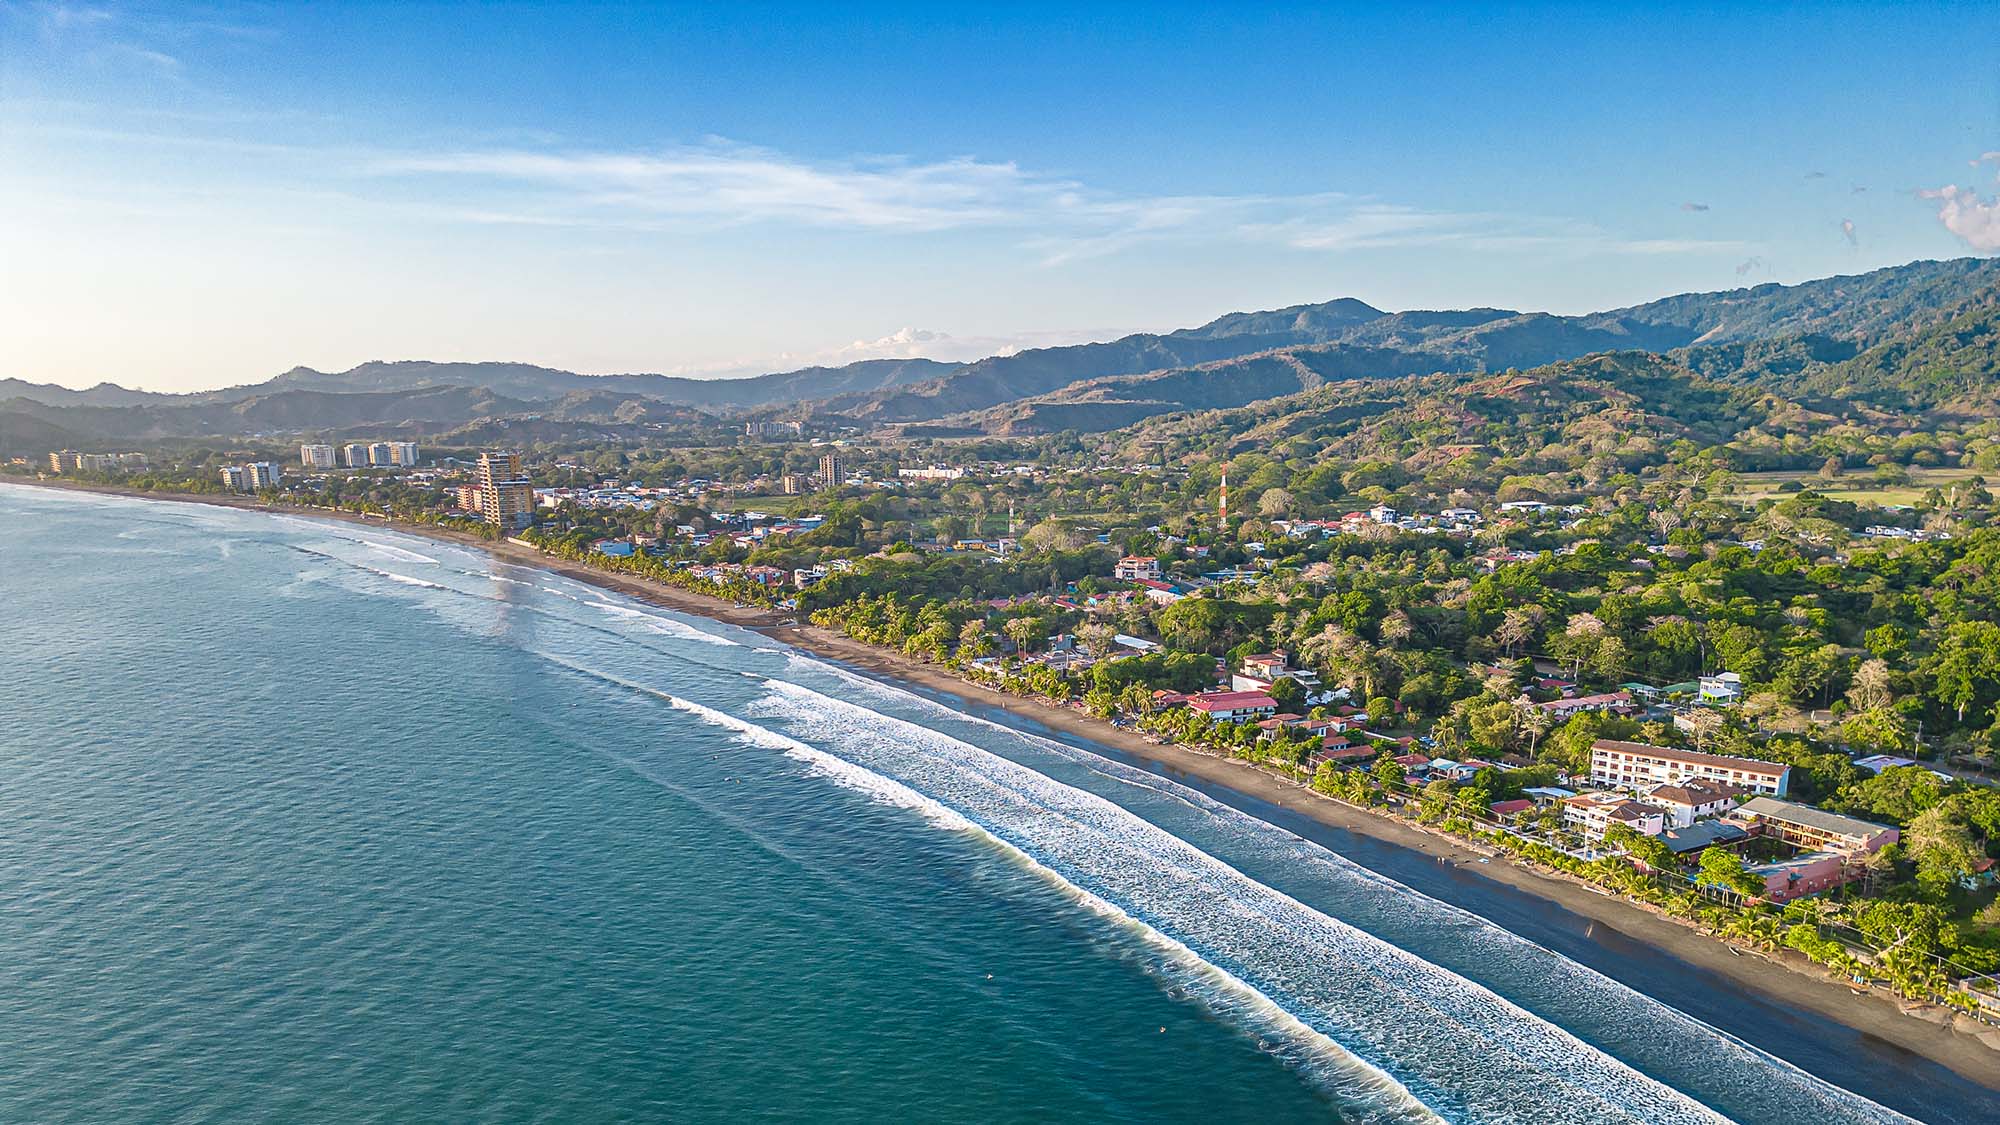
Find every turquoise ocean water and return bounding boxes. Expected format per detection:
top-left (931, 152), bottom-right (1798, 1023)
top-left (0, 485), bottom-right (1981, 1123)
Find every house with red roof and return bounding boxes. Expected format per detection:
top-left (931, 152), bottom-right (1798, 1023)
top-left (1184, 690), bottom-right (1279, 722)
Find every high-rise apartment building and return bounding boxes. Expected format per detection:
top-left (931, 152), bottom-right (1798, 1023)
top-left (476, 451), bottom-right (535, 530)
top-left (245, 462), bottom-right (284, 489)
top-left (342, 443), bottom-right (371, 469)
top-left (818, 453), bottom-right (846, 489)
top-left (386, 441), bottom-right (420, 467)
top-left (48, 450), bottom-right (83, 473)
top-left (219, 466), bottom-right (251, 492)
top-left (301, 444), bottom-right (337, 469)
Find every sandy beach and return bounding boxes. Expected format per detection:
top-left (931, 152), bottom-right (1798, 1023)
top-left (14, 478), bottom-right (2000, 1089)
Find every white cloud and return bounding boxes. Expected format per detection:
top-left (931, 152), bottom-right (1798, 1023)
top-left (1920, 184), bottom-right (2000, 252)
top-left (373, 141), bottom-right (1068, 232)
top-left (1248, 203), bottom-right (1742, 257)
top-left (745, 325), bottom-right (1112, 371)
top-left (833, 326), bottom-right (955, 359)
top-left (368, 140), bottom-right (1736, 264)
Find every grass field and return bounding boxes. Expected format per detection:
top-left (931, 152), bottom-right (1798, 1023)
top-left (1723, 467), bottom-right (1982, 508)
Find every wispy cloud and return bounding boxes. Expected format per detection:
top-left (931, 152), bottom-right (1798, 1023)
top-left (366, 139), bottom-right (1742, 264)
top-left (9, 1), bottom-right (191, 79)
top-left (30, 2), bottom-right (115, 32)
top-left (1680, 201), bottom-right (1710, 212)
top-left (373, 142), bottom-right (1065, 232)
top-left (1246, 203), bottom-right (1742, 258)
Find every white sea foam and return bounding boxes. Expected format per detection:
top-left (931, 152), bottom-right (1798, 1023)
top-left (382, 572), bottom-right (444, 588)
top-left (362, 540), bottom-right (440, 565)
top-left (770, 656), bottom-right (1915, 1124)
top-left (592, 602), bottom-right (743, 646)
top-left (747, 677), bottom-right (1752, 1125)
top-left (631, 678), bottom-right (1435, 1123)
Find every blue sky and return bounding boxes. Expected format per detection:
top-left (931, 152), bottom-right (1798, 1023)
top-left (4, 1), bottom-right (1998, 392)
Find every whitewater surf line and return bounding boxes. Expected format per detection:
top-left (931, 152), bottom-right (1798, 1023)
top-left (741, 677), bottom-right (1742, 1125)
top-left (776, 656), bottom-right (1915, 1124)
top-left (541, 659), bottom-right (1443, 1125)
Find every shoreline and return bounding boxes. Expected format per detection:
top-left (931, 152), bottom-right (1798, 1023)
top-left (13, 478), bottom-right (2000, 1091)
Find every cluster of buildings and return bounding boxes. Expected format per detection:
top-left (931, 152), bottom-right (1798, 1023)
top-left (1505, 666), bottom-right (1743, 725)
top-left (1275, 724), bottom-right (1900, 905)
top-left (1145, 653), bottom-right (1352, 725)
top-left (45, 450), bottom-right (148, 474)
top-left (1515, 738), bottom-right (1898, 901)
top-left (1108, 554), bottom-right (1254, 605)
top-left (1862, 524), bottom-right (1950, 542)
top-left (1271, 505), bottom-right (1486, 539)
top-left (219, 461), bottom-right (285, 492)
top-left (772, 453), bottom-right (851, 495)
top-left (300, 442), bottom-right (420, 470)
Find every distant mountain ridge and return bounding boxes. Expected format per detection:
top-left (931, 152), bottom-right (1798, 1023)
top-left (912, 257), bottom-right (2000, 433)
top-left (0, 356), bottom-right (959, 412)
top-left (5, 257), bottom-right (1998, 447)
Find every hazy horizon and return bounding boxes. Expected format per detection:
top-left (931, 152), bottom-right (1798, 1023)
top-left (4, 252), bottom-right (1990, 397)
top-left (5, 3), bottom-right (1997, 393)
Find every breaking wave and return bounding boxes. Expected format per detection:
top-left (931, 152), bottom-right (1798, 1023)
top-left (771, 655), bottom-right (1911, 1125)
top-left (362, 540), bottom-right (440, 565)
top-left (747, 677), bottom-right (1750, 1125)
top-left (591, 602), bottom-right (743, 646)
top-left (637, 675), bottom-right (1440, 1124)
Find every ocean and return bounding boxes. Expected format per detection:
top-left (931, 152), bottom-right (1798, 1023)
top-left (0, 484), bottom-right (1987, 1124)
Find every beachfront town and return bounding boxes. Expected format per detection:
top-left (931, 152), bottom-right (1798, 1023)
top-left (14, 432), bottom-right (2000, 1028)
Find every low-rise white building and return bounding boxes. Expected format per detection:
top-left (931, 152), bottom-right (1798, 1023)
top-left (1562, 791), bottom-right (1667, 839)
top-left (1698, 671), bottom-right (1744, 705)
top-left (1637, 779), bottom-right (1743, 827)
top-left (1114, 555), bottom-right (1162, 581)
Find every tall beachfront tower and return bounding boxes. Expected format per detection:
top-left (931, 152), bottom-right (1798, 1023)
top-left (477, 450), bottom-right (535, 531)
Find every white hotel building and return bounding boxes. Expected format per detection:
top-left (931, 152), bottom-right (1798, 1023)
top-left (1588, 739), bottom-right (1790, 797)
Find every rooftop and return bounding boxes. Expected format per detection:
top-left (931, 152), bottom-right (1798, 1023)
top-left (1592, 739), bottom-right (1789, 777)
top-left (1733, 797), bottom-right (1895, 842)
top-left (1186, 691), bottom-right (1278, 712)
top-left (1660, 820), bottom-right (1751, 854)
top-left (1644, 779), bottom-right (1743, 807)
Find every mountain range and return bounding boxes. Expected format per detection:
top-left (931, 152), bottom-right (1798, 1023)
top-left (4, 256), bottom-right (1998, 452)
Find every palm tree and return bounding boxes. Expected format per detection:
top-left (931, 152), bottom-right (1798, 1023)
top-left (1003, 616), bottom-right (1040, 655)
top-left (1522, 707), bottom-right (1554, 755)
